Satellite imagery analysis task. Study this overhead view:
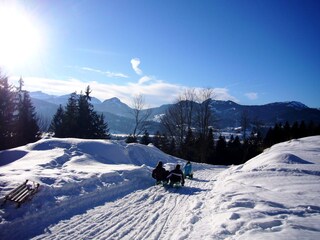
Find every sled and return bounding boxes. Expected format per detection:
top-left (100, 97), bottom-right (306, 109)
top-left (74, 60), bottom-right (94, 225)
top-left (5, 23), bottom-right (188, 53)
top-left (167, 182), bottom-right (183, 188)
top-left (2, 180), bottom-right (40, 208)
top-left (155, 181), bottom-right (183, 188)
top-left (155, 180), bottom-right (169, 186)
top-left (185, 173), bottom-right (193, 179)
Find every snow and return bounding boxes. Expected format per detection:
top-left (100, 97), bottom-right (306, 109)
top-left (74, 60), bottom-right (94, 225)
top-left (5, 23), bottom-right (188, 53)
top-left (285, 101), bottom-right (308, 109)
top-left (0, 136), bottom-right (320, 239)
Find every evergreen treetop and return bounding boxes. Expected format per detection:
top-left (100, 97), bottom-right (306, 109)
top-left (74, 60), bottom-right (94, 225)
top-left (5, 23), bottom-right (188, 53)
top-left (49, 86), bottom-right (110, 139)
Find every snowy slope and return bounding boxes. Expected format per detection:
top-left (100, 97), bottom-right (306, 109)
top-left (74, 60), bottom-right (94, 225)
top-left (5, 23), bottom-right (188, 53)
top-left (206, 137), bottom-right (320, 239)
top-left (0, 136), bottom-right (320, 239)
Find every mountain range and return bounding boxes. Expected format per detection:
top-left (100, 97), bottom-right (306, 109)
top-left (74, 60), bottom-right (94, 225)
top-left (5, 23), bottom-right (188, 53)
top-left (30, 91), bottom-right (320, 134)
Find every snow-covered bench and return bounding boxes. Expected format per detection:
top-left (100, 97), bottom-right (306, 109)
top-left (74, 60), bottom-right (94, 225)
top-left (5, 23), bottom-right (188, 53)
top-left (2, 180), bottom-right (40, 207)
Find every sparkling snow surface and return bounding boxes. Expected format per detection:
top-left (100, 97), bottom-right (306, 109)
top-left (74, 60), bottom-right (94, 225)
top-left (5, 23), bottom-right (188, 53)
top-left (0, 136), bottom-right (319, 239)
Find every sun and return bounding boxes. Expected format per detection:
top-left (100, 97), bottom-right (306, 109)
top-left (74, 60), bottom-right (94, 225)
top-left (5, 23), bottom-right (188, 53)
top-left (0, 3), bottom-right (43, 70)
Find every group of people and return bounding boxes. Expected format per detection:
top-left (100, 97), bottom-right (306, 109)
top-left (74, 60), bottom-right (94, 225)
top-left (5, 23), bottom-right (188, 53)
top-left (152, 161), bottom-right (193, 186)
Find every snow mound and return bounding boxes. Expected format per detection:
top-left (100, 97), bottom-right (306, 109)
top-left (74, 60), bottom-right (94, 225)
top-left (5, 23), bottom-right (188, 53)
top-left (0, 138), bottom-right (182, 187)
top-left (241, 138), bottom-right (318, 172)
top-left (211, 136), bottom-right (320, 239)
top-left (0, 137), bottom-right (185, 239)
top-left (276, 153), bottom-right (313, 164)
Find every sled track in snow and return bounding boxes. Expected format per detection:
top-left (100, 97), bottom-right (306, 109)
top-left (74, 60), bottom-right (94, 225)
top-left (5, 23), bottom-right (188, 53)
top-left (31, 166), bottom-right (224, 240)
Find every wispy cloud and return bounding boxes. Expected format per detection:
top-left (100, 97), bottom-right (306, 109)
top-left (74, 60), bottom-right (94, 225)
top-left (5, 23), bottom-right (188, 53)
top-left (9, 56), bottom-right (238, 108)
top-left (138, 75), bottom-right (153, 85)
top-left (81, 67), bottom-right (129, 78)
top-left (131, 58), bottom-right (143, 75)
top-left (10, 75), bottom-right (239, 108)
top-left (9, 75), bottom-right (180, 107)
top-left (212, 88), bottom-right (239, 102)
top-left (245, 92), bottom-right (258, 100)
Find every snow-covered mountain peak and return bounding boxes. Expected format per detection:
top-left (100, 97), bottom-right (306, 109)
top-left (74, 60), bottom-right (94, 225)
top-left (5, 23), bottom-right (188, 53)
top-left (30, 91), bottom-right (57, 100)
top-left (285, 101), bottom-right (308, 109)
top-left (104, 97), bottom-right (122, 104)
top-left (108, 97), bottom-right (120, 102)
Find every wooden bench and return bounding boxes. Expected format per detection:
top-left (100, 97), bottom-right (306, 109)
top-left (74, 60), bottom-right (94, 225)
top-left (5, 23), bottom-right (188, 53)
top-left (2, 180), bottom-right (40, 207)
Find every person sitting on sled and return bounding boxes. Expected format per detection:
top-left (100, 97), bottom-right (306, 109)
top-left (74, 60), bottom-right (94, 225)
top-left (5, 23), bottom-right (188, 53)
top-left (152, 161), bottom-right (169, 183)
top-left (184, 161), bottom-right (193, 179)
top-left (167, 164), bottom-right (185, 186)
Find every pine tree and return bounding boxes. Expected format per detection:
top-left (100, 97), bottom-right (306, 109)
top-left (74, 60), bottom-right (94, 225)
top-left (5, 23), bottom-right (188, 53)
top-left (299, 121), bottom-right (307, 138)
top-left (49, 86), bottom-right (110, 139)
top-left (263, 127), bottom-right (274, 148)
top-left (291, 121), bottom-right (300, 139)
top-left (78, 91), bottom-right (92, 138)
top-left (215, 135), bottom-right (227, 165)
top-left (168, 137), bottom-right (176, 156)
top-left (140, 130), bottom-right (151, 145)
top-left (206, 128), bottom-right (215, 164)
top-left (63, 92), bottom-right (79, 137)
top-left (80, 86), bottom-right (110, 139)
top-left (225, 135), bottom-right (243, 164)
top-left (266, 123), bottom-right (284, 145)
top-left (307, 121), bottom-right (315, 136)
top-left (126, 134), bottom-right (137, 143)
top-left (182, 127), bottom-right (196, 160)
top-left (0, 73), bottom-right (15, 150)
top-left (49, 105), bottom-right (65, 137)
top-left (245, 131), bottom-right (263, 161)
top-left (283, 121), bottom-right (291, 141)
top-left (90, 111), bottom-right (110, 139)
top-left (13, 78), bottom-right (40, 146)
top-left (152, 131), bottom-right (162, 148)
top-left (159, 134), bottom-right (171, 154)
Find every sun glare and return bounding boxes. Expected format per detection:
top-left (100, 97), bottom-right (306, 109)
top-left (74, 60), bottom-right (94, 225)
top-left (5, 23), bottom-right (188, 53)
top-left (0, 3), bottom-right (43, 69)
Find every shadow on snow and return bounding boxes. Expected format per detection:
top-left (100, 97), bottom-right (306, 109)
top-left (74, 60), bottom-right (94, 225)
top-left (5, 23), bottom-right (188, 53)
top-left (165, 185), bottom-right (208, 195)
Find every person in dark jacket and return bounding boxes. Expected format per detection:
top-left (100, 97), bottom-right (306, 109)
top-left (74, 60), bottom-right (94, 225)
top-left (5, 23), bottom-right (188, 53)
top-left (167, 164), bottom-right (185, 186)
top-left (152, 161), bottom-right (169, 183)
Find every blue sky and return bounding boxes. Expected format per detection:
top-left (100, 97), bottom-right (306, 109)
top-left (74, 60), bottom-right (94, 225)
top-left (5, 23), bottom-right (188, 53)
top-left (1, 0), bottom-right (319, 108)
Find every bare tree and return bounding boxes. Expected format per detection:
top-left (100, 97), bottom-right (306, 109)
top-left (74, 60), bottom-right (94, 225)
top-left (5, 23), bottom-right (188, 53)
top-left (131, 94), bottom-right (152, 138)
top-left (161, 89), bottom-right (196, 148)
top-left (194, 88), bottom-right (214, 138)
top-left (194, 88), bottom-right (215, 162)
top-left (161, 101), bottom-right (186, 147)
top-left (181, 88), bottom-right (196, 129)
top-left (161, 88), bottom-right (216, 162)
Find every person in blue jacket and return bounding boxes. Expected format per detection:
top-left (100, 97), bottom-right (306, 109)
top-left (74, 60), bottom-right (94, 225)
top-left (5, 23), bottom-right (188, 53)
top-left (184, 161), bottom-right (193, 179)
